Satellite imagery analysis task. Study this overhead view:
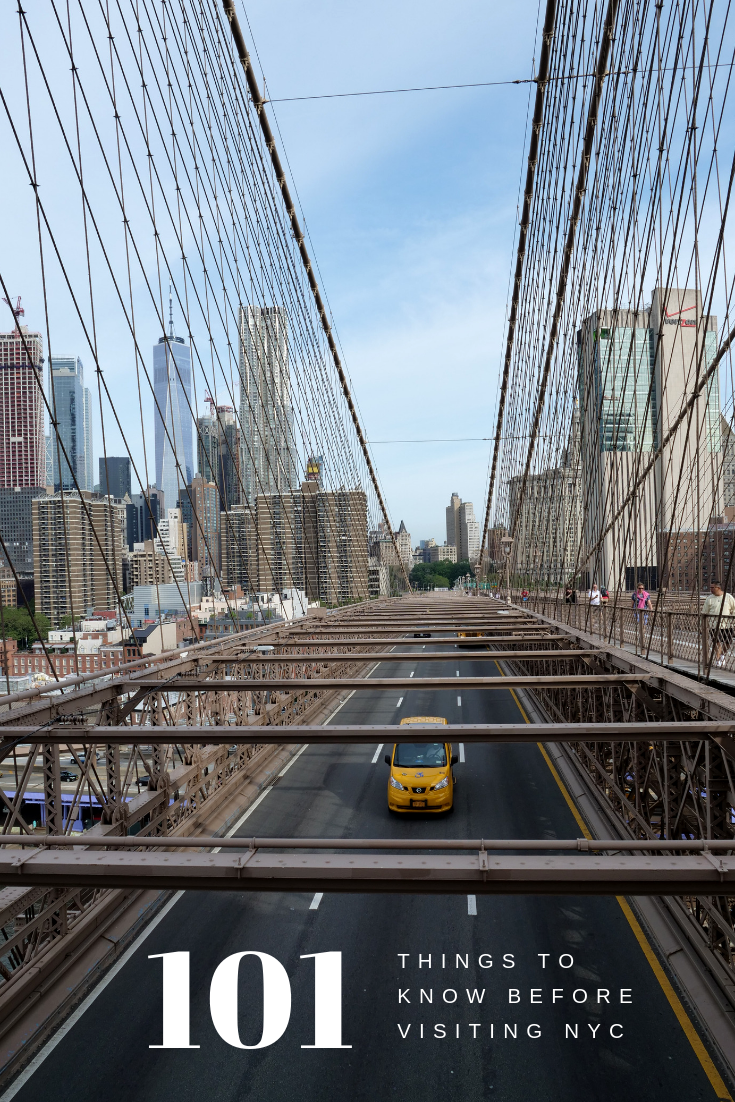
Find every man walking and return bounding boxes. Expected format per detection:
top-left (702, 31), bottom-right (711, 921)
top-left (702, 580), bottom-right (735, 667)
top-left (587, 583), bottom-right (601, 607)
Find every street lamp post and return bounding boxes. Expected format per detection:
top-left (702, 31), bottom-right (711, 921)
top-left (501, 536), bottom-right (514, 606)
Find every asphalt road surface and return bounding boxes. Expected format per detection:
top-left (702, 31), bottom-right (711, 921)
top-left (6, 643), bottom-right (726, 1101)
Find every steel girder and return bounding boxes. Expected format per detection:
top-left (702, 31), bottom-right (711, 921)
top-left (0, 721), bottom-right (733, 746)
top-left (1, 848), bottom-right (734, 896)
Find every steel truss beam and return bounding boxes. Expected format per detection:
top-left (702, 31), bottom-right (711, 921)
top-left (208, 650), bottom-right (602, 662)
top-left (131, 675), bottom-right (646, 691)
top-left (20, 835), bottom-right (735, 851)
top-left (229, 636), bottom-right (570, 646)
top-left (1, 848), bottom-right (732, 895)
top-left (2, 721), bottom-right (732, 746)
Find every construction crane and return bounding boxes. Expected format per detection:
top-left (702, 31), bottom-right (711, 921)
top-left (203, 391), bottom-right (234, 415)
top-left (2, 295), bottom-right (24, 324)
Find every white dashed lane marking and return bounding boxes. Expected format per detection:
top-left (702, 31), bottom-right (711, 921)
top-left (397, 697), bottom-right (403, 707)
top-left (467, 895), bottom-right (477, 916)
top-left (309, 893), bottom-right (323, 910)
top-left (457, 696), bottom-right (462, 707)
top-left (371, 743), bottom-right (384, 764)
top-left (459, 743), bottom-right (465, 762)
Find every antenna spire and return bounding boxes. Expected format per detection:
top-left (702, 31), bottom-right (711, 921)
top-left (168, 282), bottom-right (174, 338)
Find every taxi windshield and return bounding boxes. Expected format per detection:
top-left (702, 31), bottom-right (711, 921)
top-left (394, 743), bottom-right (447, 767)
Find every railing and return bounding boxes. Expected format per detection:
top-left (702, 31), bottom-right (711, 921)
top-left (515, 594), bottom-right (735, 677)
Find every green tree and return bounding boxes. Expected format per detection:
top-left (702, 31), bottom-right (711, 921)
top-left (409, 563), bottom-right (451, 589)
top-left (0, 607), bottom-right (51, 649)
top-left (451, 559), bottom-right (475, 584)
top-left (409, 563), bottom-right (433, 588)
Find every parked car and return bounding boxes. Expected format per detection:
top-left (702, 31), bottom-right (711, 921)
top-left (59, 770), bottom-right (77, 782)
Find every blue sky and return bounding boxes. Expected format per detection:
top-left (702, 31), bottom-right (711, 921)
top-left (241, 0), bottom-right (541, 544)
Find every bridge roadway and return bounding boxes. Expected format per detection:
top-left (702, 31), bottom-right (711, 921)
top-left (6, 643), bottom-right (726, 1101)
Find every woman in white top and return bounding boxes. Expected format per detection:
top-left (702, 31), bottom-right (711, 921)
top-left (587, 584), bottom-right (601, 606)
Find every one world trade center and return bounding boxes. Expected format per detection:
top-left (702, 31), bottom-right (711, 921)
top-left (154, 295), bottom-right (193, 509)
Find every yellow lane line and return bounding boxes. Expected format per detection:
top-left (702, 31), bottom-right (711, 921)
top-left (493, 660), bottom-right (732, 1100)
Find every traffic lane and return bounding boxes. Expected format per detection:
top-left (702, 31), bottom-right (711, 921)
top-left (364, 654), bottom-right (570, 844)
top-left (324, 668), bottom-right (724, 1099)
top-left (8, 678), bottom-right (723, 1101)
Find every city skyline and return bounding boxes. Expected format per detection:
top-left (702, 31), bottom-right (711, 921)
top-left (0, 302), bottom-right (451, 551)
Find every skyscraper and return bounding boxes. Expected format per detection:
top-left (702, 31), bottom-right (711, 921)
top-left (33, 492), bottom-right (124, 623)
top-left (241, 485), bottom-right (368, 604)
top-left (179, 476), bottom-right (219, 580)
top-left (0, 324), bottom-right (44, 488)
top-left (197, 404), bottom-right (240, 510)
top-left (154, 296), bottom-right (193, 510)
top-left (44, 433), bottom-right (53, 486)
top-left (49, 355), bottom-right (87, 491)
top-left (238, 305), bottom-right (297, 503)
top-left (458, 501), bottom-right (481, 563)
top-left (0, 486), bottom-right (48, 598)
top-left (197, 411), bottom-right (218, 485)
top-left (446, 492), bottom-right (461, 549)
top-left (578, 288), bottom-right (721, 590)
top-left (126, 486), bottom-right (163, 551)
top-left (83, 386), bottom-right (93, 491)
top-left (99, 456), bottom-right (131, 500)
top-left (507, 468), bottom-right (581, 582)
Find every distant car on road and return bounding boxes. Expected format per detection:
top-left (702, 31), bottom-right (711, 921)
top-left (385, 717), bottom-right (457, 813)
top-left (59, 770), bottom-right (77, 782)
top-left (413, 632), bottom-right (431, 638)
top-left (72, 753), bottom-right (104, 765)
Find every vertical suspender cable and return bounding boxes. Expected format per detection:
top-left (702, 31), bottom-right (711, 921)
top-left (222, 0), bottom-right (411, 591)
top-left (508, 0), bottom-right (620, 544)
top-left (477, 0), bottom-right (558, 577)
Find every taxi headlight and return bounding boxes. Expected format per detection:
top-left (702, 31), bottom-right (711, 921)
top-left (389, 775), bottom-right (406, 791)
top-left (433, 776), bottom-right (450, 791)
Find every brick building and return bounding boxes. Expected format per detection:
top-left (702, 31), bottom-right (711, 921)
top-left (32, 493), bottom-right (125, 624)
top-left (0, 637), bottom-right (126, 678)
top-left (0, 326), bottom-right (44, 489)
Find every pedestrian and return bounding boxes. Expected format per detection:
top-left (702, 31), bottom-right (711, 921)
top-left (587, 583), bottom-right (601, 607)
top-left (521, 588), bottom-right (529, 604)
top-left (600, 586), bottom-right (609, 604)
top-left (631, 582), bottom-right (651, 625)
top-left (702, 580), bottom-right (735, 668)
top-left (565, 585), bottom-right (576, 604)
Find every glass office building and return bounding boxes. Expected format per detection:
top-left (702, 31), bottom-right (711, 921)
top-left (49, 355), bottom-right (92, 491)
top-left (153, 317), bottom-right (193, 510)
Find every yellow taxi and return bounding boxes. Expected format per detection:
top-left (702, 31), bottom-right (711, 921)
top-left (385, 717), bottom-right (457, 813)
